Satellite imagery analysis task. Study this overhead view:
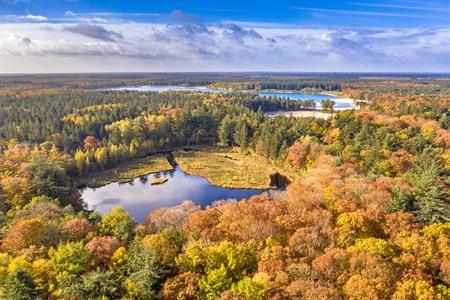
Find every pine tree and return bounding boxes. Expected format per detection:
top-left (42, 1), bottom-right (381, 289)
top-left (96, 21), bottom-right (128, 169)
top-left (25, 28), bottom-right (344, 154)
top-left (218, 116), bottom-right (236, 146)
top-left (389, 186), bottom-right (412, 212)
top-left (407, 154), bottom-right (449, 225)
top-left (233, 120), bottom-right (250, 151)
top-left (5, 269), bottom-right (39, 300)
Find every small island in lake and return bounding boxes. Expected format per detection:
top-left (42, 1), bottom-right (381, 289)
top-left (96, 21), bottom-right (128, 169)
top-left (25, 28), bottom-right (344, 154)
top-left (150, 178), bottom-right (169, 185)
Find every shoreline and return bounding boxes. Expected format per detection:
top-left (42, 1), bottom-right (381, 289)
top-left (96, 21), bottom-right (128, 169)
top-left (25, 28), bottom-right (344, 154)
top-left (77, 154), bottom-right (173, 189)
top-left (77, 145), bottom-right (288, 190)
top-left (265, 110), bottom-right (336, 119)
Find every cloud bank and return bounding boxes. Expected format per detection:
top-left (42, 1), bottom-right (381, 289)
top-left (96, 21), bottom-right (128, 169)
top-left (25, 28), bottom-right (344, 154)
top-left (0, 14), bottom-right (449, 73)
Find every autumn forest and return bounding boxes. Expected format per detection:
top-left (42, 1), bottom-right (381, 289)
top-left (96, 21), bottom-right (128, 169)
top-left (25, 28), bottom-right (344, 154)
top-left (0, 73), bottom-right (449, 299)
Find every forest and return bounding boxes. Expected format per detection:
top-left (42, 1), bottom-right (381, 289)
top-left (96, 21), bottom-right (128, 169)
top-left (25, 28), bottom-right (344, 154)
top-left (0, 74), bottom-right (449, 299)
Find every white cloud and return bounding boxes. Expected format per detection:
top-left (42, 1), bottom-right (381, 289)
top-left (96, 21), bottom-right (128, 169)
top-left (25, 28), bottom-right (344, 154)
top-left (23, 14), bottom-right (47, 21)
top-left (0, 19), bottom-right (449, 73)
top-left (2, 14), bottom-right (48, 22)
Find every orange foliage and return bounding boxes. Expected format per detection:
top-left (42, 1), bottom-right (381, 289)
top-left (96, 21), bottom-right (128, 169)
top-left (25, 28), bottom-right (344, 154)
top-left (83, 135), bottom-right (99, 151)
top-left (2, 218), bottom-right (50, 253)
top-left (85, 236), bottom-right (123, 265)
top-left (145, 201), bottom-right (200, 233)
top-left (63, 218), bottom-right (96, 241)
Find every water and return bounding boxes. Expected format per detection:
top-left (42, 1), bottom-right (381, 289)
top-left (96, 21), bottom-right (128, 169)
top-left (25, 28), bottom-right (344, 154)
top-left (109, 85), bottom-right (354, 109)
top-left (258, 91), bottom-right (352, 110)
top-left (80, 166), bottom-right (264, 223)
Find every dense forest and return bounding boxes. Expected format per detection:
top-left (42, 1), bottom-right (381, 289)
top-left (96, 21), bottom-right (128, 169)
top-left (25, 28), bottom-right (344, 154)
top-left (0, 74), bottom-right (449, 299)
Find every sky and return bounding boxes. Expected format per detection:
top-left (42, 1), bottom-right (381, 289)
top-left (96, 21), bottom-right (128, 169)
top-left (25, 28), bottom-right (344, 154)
top-left (0, 0), bottom-right (449, 73)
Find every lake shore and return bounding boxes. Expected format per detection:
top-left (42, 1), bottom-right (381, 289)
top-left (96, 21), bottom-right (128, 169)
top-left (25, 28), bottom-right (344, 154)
top-left (78, 154), bottom-right (173, 188)
top-left (174, 146), bottom-right (301, 189)
top-left (77, 145), bottom-right (297, 190)
top-left (266, 110), bottom-right (335, 119)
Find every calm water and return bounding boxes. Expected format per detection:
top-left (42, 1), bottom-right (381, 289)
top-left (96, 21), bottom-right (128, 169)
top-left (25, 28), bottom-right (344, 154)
top-left (109, 86), bottom-right (354, 109)
top-left (80, 166), bottom-right (264, 223)
top-left (258, 91), bottom-right (352, 110)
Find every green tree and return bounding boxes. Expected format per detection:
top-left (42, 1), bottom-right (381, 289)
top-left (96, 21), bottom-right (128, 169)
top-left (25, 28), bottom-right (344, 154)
top-left (321, 99), bottom-right (335, 112)
top-left (98, 206), bottom-right (136, 241)
top-left (49, 242), bottom-right (90, 298)
top-left (4, 269), bottom-right (39, 300)
top-left (233, 119), bottom-right (250, 151)
top-left (123, 241), bottom-right (161, 299)
top-left (199, 265), bottom-right (232, 300)
top-left (80, 270), bottom-right (122, 299)
top-left (407, 154), bottom-right (449, 225)
top-left (27, 154), bottom-right (70, 202)
top-left (389, 186), bottom-right (412, 212)
top-left (218, 115), bottom-right (236, 146)
top-left (231, 276), bottom-right (268, 300)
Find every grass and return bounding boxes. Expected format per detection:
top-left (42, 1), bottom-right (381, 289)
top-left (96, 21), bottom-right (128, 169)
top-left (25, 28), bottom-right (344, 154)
top-left (78, 154), bottom-right (173, 188)
top-left (174, 146), bottom-right (300, 189)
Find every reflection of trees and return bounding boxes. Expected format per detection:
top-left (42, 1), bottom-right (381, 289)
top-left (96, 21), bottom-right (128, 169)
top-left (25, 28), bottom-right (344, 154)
top-left (161, 169), bottom-right (176, 179)
top-left (138, 176), bottom-right (148, 185)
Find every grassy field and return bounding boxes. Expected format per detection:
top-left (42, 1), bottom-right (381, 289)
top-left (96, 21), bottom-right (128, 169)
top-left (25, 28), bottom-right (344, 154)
top-left (78, 154), bottom-right (173, 188)
top-left (174, 147), bottom-right (300, 189)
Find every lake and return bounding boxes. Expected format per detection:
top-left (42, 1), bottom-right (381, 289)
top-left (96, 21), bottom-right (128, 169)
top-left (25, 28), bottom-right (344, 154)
top-left (80, 166), bottom-right (264, 223)
top-left (108, 85), bottom-right (354, 110)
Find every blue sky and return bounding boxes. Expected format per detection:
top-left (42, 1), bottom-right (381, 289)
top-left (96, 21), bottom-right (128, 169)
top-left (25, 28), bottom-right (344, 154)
top-left (0, 0), bottom-right (449, 72)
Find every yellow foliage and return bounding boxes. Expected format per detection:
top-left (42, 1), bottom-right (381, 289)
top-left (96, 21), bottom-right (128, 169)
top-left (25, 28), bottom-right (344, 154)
top-left (323, 184), bottom-right (337, 209)
top-left (392, 280), bottom-right (443, 300)
top-left (7, 256), bottom-right (32, 273)
top-left (349, 238), bottom-right (397, 258)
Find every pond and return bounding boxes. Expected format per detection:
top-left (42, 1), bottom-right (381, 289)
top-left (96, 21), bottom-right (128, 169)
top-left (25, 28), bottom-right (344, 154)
top-left (80, 165), bottom-right (265, 223)
top-left (108, 85), bottom-right (354, 110)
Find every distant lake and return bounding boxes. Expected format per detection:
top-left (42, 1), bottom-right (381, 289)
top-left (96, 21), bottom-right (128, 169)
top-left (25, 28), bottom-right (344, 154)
top-left (80, 166), bottom-right (264, 223)
top-left (108, 86), bottom-right (354, 110)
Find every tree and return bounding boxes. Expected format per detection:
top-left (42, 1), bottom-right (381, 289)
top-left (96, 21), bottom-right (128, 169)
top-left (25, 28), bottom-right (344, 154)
top-left (48, 242), bottom-right (90, 298)
top-left (98, 206), bottom-right (135, 241)
top-left (392, 280), bottom-right (441, 300)
top-left (123, 241), bottom-right (161, 299)
top-left (144, 200), bottom-right (199, 233)
top-left (80, 270), bottom-right (122, 299)
top-left (199, 265), bottom-right (232, 300)
top-left (407, 155), bottom-right (449, 225)
top-left (335, 211), bottom-right (382, 248)
top-left (218, 116), bottom-right (236, 146)
top-left (231, 276), bottom-right (268, 300)
top-left (83, 135), bottom-right (99, 151)
top-left (85, 236), bottom-right (123, 266)
top-left (159, 272), bottom-right (201, 300)
top-left (63, 217), bottom-right (96, 241)
top-left (27, 154), bottom-right (71, 202)
top-left (286, 137), bottom-right (319, 169)
top-left (4, 269), bottom-right (39, 300)
top-left (321, 99), bottom-right (335, 112)
top-left (141, 234), bottom-right (179, 269)
top-left (389, 185), bottom-right (412, 212)
top-left (2, 218), bottom-right (48, 253)
top-left (350, 238), bottom-right (397, 259)
top-left (233, 119), bottom-right (250, 151)
top-left (94, 147), bottom-right (108, 169)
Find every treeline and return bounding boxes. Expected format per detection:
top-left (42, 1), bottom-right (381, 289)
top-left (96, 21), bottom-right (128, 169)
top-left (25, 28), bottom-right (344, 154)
top-left (0, 90), bottom-right (318, 153)
top-left (211, 79), bottom-right (341, 91)
top-left (73, 103), bottom-right (327, 175)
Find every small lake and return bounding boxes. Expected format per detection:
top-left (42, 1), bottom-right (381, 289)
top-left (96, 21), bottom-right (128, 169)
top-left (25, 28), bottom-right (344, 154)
top-left (108, 86), bottom-right (354, 110)
top-left (80, 166), bottom-right (264, 223)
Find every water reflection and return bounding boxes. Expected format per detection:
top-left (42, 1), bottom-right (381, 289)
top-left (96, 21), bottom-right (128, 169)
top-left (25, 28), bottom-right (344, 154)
top-left (80, 166), bottom-right (264, 223)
